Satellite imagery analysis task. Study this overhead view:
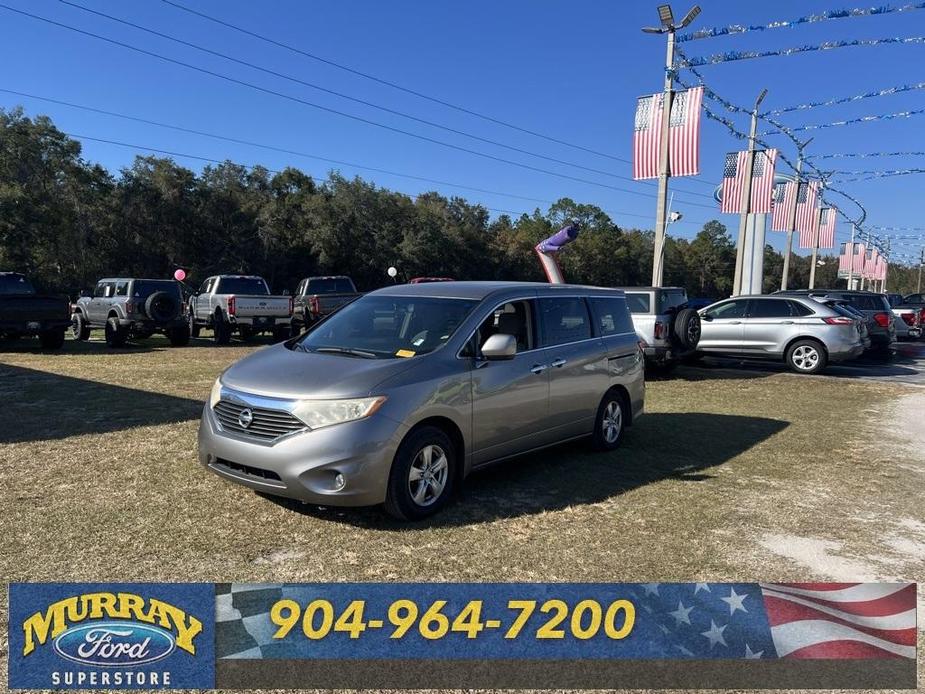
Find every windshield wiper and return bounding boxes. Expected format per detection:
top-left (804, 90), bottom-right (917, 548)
top-left (312, 347), bottom-right (378, 359)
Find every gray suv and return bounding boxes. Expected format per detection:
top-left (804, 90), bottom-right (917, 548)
top-left (198, 282), bottom-right (645, 520)
top-left (72, 278), bottom-right (190, 347)
top-left (696, 295), bottom-right (865, 374)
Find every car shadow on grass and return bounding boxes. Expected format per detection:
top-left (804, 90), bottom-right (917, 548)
top-left (262, 412), bottom-right (788, 528)
top-left (0, 364), bottom-right (204, 443)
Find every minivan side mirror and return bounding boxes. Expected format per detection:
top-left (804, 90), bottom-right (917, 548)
top-left (480, 333), bottom-right (517, 360)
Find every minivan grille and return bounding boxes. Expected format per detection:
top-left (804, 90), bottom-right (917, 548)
top-left (213, 400), bottom-right (305, 441)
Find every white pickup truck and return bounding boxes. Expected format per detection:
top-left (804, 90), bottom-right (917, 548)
top-left (188, 275), bottom-right (293, 344)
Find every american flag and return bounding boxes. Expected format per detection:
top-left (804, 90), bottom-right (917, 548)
top-left (632, 86), bottom-right (703, 180)
top-left (630, 581), bottom-right (915, 660)
top-left (721, 149), bottom-right (779, 214)
top-left (759, 583), bottom-right (916, 658)
top-left (795, 180), bottom-right (820, 233)
top-left (853, 243), bottom-right (867, 274)
top-left (838, 242), bottom-right (854, 273)
top-left (864, 248), bottom-right (879, 280)
top-left (798, 207), bottom-right (837, 250)
top-left (770, 181), bottom-right (797, 231)
top-left (877, 256), bottom-right (888, 281)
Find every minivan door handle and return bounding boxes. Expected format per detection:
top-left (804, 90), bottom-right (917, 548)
top-left (781, 320), bottom-right (795, 324)
top-left (729, 320), bottom-right (742, 325)
top-left (551, 358), bottom-right (567, 368)
top-left (530, 363), bottom-right (548, 375)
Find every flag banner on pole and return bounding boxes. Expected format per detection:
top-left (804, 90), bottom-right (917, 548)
top-left (879, 257), bottom-right (888, 280)
top-left (838, 241), bottom-right (853, 277)
top-left (853, 243), bottom-right (867, 274)
top-left (633, 87), bottom-right (703, 180)
top-left (795, 181), bottom-right (820, 233)
top-left (798, 211), bottom-right (820, 250)
top-left (633, 94), bottom-right (662, 180)
top-left (818, 207), bottom-right (837, 249)
top-left (863, 248), bottom-right (879, 279)
top-left (770, 181), bottom-right (796, 231)
top-left (668, 86), bottom-right (703, 177)
top-left (719, 149), bottom-right (778, 214)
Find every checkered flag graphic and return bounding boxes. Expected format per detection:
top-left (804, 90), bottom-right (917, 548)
top-left (215, 583), bottom-right (288, 659)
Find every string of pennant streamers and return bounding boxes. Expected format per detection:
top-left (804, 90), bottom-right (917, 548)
top-left (832, 168), bottom-right (925, 178)
top-left (764, 82), bottom-right (925, 116)
top-left (677, 36), bottom-right (925, 67)
top-left (677, 2), bottom-right (925, 42)
top-left (810, 151), bottom-right (925, 159)
top-left (763, 107), bottom-right (925, 134)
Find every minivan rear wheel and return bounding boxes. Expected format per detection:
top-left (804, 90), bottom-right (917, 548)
top-left (592, 390), bottom-right (627, 451)
top-left (786, 339), bottom-right (827, 374)
top-left (385, 426), bottom-right (456, 520)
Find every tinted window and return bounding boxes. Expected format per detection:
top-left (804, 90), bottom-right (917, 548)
top-left (216, 277), bottom-right (270, 295)
top-left (131, 280), bottom-right (180, 300)
top-left (625, 293), bottom-right (650, 314)
top-left (199, 279), bottom-right (212, 294)
top-left (658, 289), bottom-right (688, 312)
top-left (905, 294), bottom-right (925, 304)
top-left (299, 296), bottom-right (477, 358)
top-left (115, 281), bottom-right (129, 296)
top-left (788, 300), bottom-right (814, 317)
top-left (0, 274), bottom-right (35, 294)
top-left (705, 300), bottom-right (747, 319)
top-left (843, 294), bottom-right (890, 312)
top-left (590, 297), bottom-right (634, 336)
top-left (306, 277), bottom-right (355, 294)
top-left (539, 297), bottom-right (592, 346)
top-left (748, 299), bottom-right (792, 318)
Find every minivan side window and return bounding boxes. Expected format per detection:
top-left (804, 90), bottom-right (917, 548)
top-left (539, 297), bottom-right (592, 346)
top-left (466, 300), bottom-right (536, 356)
top-left (705, 299), bottom-right (747, 319)
top-left (589, 297), bottom-right (634, 336)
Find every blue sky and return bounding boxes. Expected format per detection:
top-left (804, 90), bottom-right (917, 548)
top-left (1, 0), bottom-right (923, 262)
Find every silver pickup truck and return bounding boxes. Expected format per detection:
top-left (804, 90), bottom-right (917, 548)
top-left (616, 286), bottom-right (701, 370)
top-left (188, 275), bottom-right (293, 344)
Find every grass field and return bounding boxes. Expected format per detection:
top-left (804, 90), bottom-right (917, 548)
top-left (1, 334), bottom-right (923, 691)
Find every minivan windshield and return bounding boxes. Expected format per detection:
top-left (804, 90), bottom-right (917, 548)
top-left (297, 295), bottom-right (478, 359)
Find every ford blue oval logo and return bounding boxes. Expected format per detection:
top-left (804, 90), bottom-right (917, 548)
top-left (53, 622), bottom-right (175, 667)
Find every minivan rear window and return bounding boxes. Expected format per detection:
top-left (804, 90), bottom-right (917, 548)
top-left (538, 297), bottom-right (592, 346)
top-left (589, 297), bottom-right (634, 336)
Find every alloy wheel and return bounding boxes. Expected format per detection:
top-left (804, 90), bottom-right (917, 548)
top-left (602, 401), bottom-right (623, 444)
top-left (408, 444), bottom-right (448, 507)
top-left (792, 345), bottom-right (819, 371)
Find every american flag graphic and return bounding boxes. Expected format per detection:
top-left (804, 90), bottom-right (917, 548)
top-left (770, 181), bottom-right (797, 231)
top-left (632, 86), bottom-right (703, 180)
top-left (759, 583), bottom-right (916, 659)
top-left (720, 149), bottom-right (778, 214)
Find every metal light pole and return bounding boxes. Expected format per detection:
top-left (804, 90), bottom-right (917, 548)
top-left (643, 4), bottom-right (701, 288)
top-left (780, 138), bottom-right (812, 291)
top-left (918, 247), bottom-right (924, 293)
top-left (732, 89), bottom-right (767, 296)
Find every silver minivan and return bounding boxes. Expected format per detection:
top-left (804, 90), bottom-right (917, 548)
top-left (198, 282), bottom-right (645, 519)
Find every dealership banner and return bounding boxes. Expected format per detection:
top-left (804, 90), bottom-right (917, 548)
top-left (8, 582), bottom-right (917, 689)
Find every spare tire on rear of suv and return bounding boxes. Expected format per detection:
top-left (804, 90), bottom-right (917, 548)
top-left (144, 291), bottom-right (180, 322)
top-left (673, 308), bottom-right (701, 349)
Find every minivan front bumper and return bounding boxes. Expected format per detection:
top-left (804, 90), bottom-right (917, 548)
top-left (197, 403), bottom-right (408, 506)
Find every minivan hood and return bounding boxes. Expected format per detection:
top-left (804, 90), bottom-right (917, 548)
top-left (219, 343), bottom-right (418, 399)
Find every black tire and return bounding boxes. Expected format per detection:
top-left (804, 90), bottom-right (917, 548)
top-left (71, 312), bottom-right (91, 341)
top-left (786, 339), bottom-right (828, 374)
top-left (144, 291), bottom-right (180, 322)
top-left (104, 317), bottom-right (128, 348)
top-left (591, 389), bottom-right (628, 451)
top-left (39, 327), bottom-right (66, 350)
top-left (167, 324), bottom-right (191, 347)
top-left (188, 311), bottom-right (201, 338)
top-left (213, 313), bottom-right (231, 345)
top-left (384, 426), bottom-right (457, 521)
top-left (272, 325), bottom-right (290, 342)
top-left (673, 308), bottom-right (702, 349)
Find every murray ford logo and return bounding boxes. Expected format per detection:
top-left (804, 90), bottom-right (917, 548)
top-left (238, 408), bottom-right (254, 428)
top-left (53, 622), bottom-right (175, 667)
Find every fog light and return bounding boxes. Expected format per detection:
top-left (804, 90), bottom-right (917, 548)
top-left (333, 473), bottom-right (346, 491)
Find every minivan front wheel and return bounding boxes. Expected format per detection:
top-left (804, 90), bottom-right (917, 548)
top-left (786, 339), bottom-right (827, 374)
top-left (592, 390), bottom-right (627, 451)
top-left (385, 426), bottom-right (456, 520)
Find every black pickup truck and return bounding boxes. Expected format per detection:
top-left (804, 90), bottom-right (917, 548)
top-left (0, 272), bottom-right (70, 349)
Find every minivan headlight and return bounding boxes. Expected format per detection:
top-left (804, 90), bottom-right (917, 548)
top-left (209, 378), bottom-right (223, 408)
top-left (291, 396), bottom-right (387, 429)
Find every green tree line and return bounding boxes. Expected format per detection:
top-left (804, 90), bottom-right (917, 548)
top-left (2, 108), bottom-right (920, 297)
